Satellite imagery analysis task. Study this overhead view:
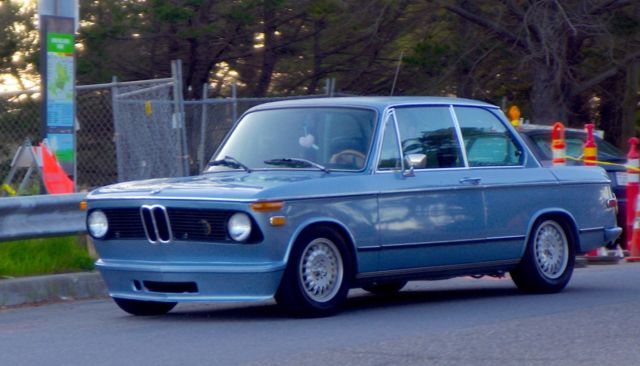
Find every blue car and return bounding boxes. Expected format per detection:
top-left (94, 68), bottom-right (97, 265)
top-left (85, 97), bottom-right (621, 317)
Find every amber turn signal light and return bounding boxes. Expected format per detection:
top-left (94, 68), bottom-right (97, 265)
top-left (250, 201), bottom-right (284, 212)
top-left (269, 216), bottom-right (286, 226)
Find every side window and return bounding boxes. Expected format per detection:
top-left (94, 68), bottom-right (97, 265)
top-left (377, 114), bottom-right (402, 170)
top-left (455, 107), bottom-right (524, 167)
top-left (394, 106), bottom-right (464, 169)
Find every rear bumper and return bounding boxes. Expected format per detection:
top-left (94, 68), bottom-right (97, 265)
top-left (604, 226), bottom-right (623, 245)
top-left (578, 226), bottom-right (622, 254)
top-left (95, 259), bottom-right (285, 302)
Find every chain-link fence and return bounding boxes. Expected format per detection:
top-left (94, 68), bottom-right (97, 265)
top-left (1, 85), bottom-right (117, 193)
top-left (1, 90), bottom-right (43, 195)
top-left (76, 84), bottom-right (117, 189)
top-left (113, 79), bottom-right (186, 182)
top-left (1, 61), bottom-right (335, 194)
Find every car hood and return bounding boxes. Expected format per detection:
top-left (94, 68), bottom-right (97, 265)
top-left (86, 171), bottom-right (367, 202)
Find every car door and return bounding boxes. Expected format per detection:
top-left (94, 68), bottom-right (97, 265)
top-left (375, 106), bottom-right (488, 272)
top-left (454, 106), bottom-right (557, 261)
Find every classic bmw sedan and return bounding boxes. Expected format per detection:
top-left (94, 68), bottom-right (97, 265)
top-left (85, 97), bottom-right (621, 317)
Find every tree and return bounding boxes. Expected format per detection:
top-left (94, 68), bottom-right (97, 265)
top-left (434, 0), bottom-right (640, 146)
top-left (0, 0), bottom-right (38, 91)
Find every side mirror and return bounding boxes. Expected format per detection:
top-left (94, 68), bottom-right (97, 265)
top-left (403, 154), bottom-right (427, 177)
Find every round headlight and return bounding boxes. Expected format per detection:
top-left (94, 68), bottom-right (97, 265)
top-left (228, 212), bottom-right (252, 242)
top-left (87, 210), bottom-right (109, 238)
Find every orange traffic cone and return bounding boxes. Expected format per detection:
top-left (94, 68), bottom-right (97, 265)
top-left (626, 197), bottom-right (640, 262)
top-left (39, 143), bottom-right (74, 194)
top-left (584, 246), bottom-right (613, 264)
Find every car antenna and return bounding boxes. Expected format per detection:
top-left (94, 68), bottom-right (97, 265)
top-left (390, 51), bottom-right (404, 96)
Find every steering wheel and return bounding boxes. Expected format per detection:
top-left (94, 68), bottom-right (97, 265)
top-left (329, 149), bottom-right (366, 167)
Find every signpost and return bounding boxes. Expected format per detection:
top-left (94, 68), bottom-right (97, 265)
top-left (39, 1), bottom-right (78, 192)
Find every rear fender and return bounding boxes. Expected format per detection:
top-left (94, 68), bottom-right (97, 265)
top-left (522, 209), bottom-right (580, 255)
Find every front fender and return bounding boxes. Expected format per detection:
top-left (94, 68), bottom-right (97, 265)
top-left (284, 217), bottom-right (360, 269)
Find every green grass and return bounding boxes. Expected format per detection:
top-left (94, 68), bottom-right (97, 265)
top-left (0, 236), bottom-right (94, 278)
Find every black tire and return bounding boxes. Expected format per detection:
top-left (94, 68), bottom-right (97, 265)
top-left (511, 218), bottom-right (575, 293)
top-left (362, 281), bottom-right (407, 295)
top-left (113, 297), bottom-right (177, 316)
top-left (275, 227), bottom-right (353, 317)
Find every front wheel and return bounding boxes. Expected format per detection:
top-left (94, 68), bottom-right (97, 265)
top-left (511, 219), bottom-right (575, 293)
top-left (113, 298), bottom-right (177, 316)
top-left (275, 227), bottom-right (352, 317)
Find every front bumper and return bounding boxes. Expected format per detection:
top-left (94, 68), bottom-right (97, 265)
top-left (96, 259), bottom-right (286, 302)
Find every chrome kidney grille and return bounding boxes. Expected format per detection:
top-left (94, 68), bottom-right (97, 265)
top-left (100, 207), bottom-right (252, 243)
top-left (140, 205), bottom-right (173, 244)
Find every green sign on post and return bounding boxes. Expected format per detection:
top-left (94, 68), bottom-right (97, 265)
top-left (47, 32), bottom-right (74, 53)
top-left (41, 17), bottom-right (76, 190)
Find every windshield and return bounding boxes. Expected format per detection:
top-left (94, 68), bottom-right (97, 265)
top-left (207, 107), bottom-right (377, 172)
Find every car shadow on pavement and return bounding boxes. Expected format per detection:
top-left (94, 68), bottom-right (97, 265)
top-left (344, 286), bottom-right (521, 314)
top-left (149, 282), bottom-right (525, 321)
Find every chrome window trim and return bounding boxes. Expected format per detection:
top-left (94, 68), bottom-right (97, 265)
top-left (391, 109), bottom-right (406, 172)
top-left (375, 104), bottom-right (470, 173)
top-left (373, 108), bottom-right (404, 173)
top-left (449, 104), bottom-right (470, 167)
top-left (452, 105), bottom-right (528, 168)
top-left (208, 105), bottom-right (380, 173)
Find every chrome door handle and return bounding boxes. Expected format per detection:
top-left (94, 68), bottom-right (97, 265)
top-left (459, 177), bottom-right (481, 185)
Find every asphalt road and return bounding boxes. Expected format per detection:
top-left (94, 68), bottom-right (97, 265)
top-left (1, 263), bottom-right (639, 366)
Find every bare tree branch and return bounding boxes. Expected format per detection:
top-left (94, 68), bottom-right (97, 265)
top-left (553, 0), bottom-right (577, 36)
top-left (572, 50), bottom-right (640, 95)
top-left (588, 0), bottom-right (633, 16)
top-left (433, 0), bottom-right (527, 49)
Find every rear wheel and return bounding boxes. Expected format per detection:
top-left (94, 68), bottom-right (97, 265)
top-left (362, 281), bottom-right (407, 295)
top-left (276, 227), bottom-right (352, 317)
top-left (113, 298), bottom-right (177, 316)
top-left (511, 219), bottom-right (575, 293)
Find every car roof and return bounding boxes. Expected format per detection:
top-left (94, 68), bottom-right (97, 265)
top-left (247, 96), bottom-right (498, 113)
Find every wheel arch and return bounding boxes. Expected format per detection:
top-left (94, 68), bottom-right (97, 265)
top-left (284, 218), bottom-right (359, 274)
top-left (524, 209), bottom-right (581, 255)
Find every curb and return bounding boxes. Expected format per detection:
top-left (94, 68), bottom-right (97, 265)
top-left (0, 271), bottom-right (108, 308)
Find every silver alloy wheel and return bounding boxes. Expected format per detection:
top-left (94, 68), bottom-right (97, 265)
top-left (299, 238), bottom-right (344, 303)
top-left (533, 220), bottom-right (569, 279)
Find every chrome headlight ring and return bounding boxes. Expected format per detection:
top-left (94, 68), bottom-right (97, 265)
top-left (227, 212), bottom-right (252, 242)
top-left (87, 210), bottom-right (109, 239)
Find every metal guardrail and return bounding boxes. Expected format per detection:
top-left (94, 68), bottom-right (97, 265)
top-left (0, 193), bottom-right (87, 242)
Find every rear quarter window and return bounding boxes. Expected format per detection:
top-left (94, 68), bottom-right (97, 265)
top-left (454, 107), bottom-right (524, 167)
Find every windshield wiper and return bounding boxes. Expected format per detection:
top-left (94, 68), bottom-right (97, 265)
top-left (264, 158), bottom-right (330, 173)
top-left (208, 155), bottom-right (251, 172)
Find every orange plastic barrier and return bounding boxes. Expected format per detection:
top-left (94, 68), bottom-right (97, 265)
top-left (626, 138), bottom-right (639, 250)
top-left (583, 124), bottom-right (597, 166)
top-left (551, 122), bottom-right (566, 166)
top-left (626, 193), bottom-right (640, 262)
top-left (40, 143), bottom-right (74, 194)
